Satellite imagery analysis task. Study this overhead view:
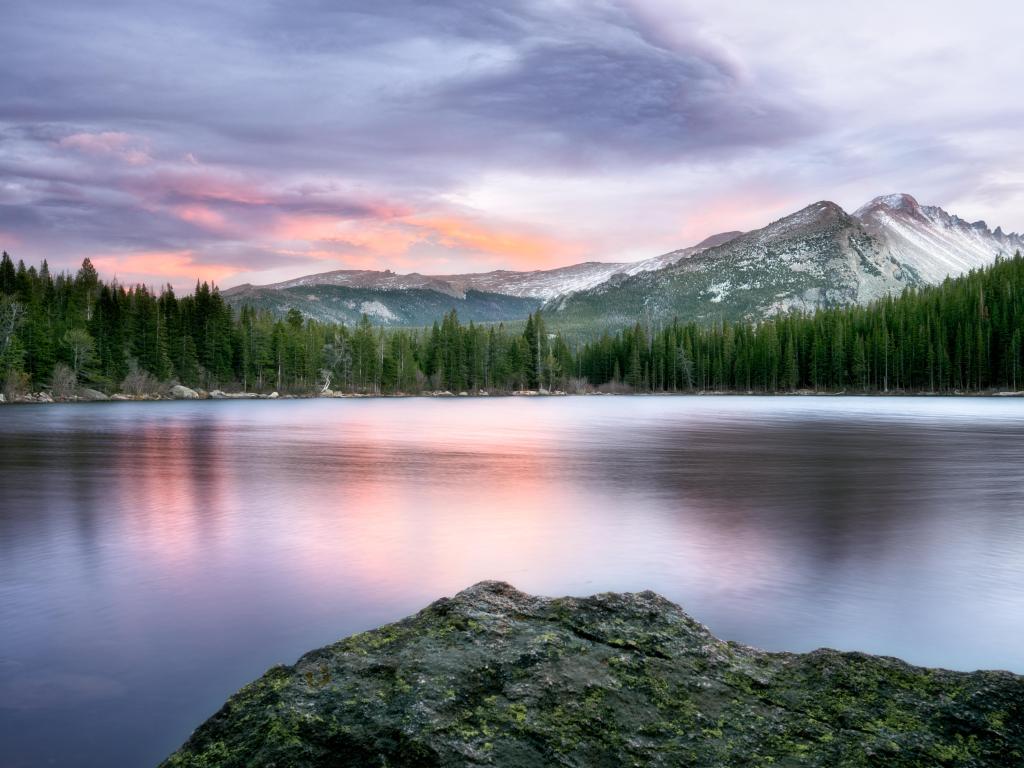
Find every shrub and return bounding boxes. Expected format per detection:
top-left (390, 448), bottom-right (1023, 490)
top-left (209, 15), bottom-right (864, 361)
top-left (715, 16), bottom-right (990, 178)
top-left (2, 369), bottom-right (31, 400)
top-left (121, 368), bottom-right (160, 396)
top-left (51, 363), bottom-right (77, 399)
top-left (566, 377), bottom-right (593, 394)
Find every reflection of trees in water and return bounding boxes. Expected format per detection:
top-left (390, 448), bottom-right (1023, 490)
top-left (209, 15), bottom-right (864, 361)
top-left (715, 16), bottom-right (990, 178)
top-left (575, 417), bottom-right (1024, 566)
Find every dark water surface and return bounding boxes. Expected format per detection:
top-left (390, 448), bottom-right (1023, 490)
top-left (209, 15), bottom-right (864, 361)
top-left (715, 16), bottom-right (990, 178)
top-left (2, 397), bottom-right (1024, 767)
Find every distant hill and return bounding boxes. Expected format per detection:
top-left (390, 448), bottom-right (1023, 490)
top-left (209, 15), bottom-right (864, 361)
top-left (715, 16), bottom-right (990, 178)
top-left (221, 284), bottom-right (541, 327)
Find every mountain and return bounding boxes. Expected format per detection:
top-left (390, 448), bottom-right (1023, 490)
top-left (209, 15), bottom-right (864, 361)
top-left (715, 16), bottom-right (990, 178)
top-left (617, 230), bottom-right (744, 276)
top-left (221, 235), bottom-right (738, 325)
top-left (221, 283), bottom-right (542, 327)
top-left (236, 261), bottom-right (630, 301)
top-left (547, 195), bottom-right (1024, 331)
top-left (223, 195), bottom-right (1022, 329)
top-left (854, 193), bottom-right (1024, 282)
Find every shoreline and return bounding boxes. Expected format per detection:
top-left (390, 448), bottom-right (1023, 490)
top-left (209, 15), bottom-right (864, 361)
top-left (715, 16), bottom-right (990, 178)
top-left (4, 387), bottom-right (1024, 405)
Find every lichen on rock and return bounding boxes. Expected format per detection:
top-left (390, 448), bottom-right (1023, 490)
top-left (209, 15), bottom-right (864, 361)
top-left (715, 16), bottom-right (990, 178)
top-left (162, 581), bottom-right (1023, 767)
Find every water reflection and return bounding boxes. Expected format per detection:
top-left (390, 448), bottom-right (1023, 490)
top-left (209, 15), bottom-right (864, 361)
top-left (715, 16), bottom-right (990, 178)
top-left (1, 397), bottom-right (1023, 767)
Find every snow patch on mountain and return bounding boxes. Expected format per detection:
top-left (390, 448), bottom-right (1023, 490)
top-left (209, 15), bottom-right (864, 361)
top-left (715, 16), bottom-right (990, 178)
top-left (359, 300), bottom-right (397, 322)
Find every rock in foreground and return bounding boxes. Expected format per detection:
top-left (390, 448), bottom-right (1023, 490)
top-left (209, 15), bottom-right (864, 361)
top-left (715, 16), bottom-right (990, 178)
top-left (162, 582), bottom-right (1023, 767)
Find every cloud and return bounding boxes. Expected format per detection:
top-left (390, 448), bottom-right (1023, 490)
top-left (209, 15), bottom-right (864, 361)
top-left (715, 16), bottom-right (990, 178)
top-left (0, 0), bottom-right (1021, 289)
top-left (89, 250), bottom-right (239, 287)
top-left (59, 131), bottom-right (152, 165)
top-left (431, 35), bottom-right (811, 166)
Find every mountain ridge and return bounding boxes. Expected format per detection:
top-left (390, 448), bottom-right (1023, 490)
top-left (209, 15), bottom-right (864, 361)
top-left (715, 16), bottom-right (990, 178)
top-left (222, 195), bottom-right (1023, 328)
top-left (547, 194), bottom-right (1023, 330)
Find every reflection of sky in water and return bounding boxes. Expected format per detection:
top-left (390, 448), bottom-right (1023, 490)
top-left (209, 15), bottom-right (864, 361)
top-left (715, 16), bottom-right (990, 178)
top-left (1, 396), bottom-right (1023, 767)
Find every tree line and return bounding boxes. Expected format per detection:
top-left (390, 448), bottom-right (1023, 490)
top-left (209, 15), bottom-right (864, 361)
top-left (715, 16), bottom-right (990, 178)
top-left (1, 250), bottom-right (1023, 397)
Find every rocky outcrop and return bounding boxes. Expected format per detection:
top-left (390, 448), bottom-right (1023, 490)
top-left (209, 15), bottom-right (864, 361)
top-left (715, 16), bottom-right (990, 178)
top-left (14, 391), bottom-right (54, 403)
top-left (78, 387), bottom-right (109, 401)
top-left (162, 582), bottom-right (1023, 768)
top-left (209, 390), bottom-right (259, 399)
top-left (169, 384), bottom-right (200, 400)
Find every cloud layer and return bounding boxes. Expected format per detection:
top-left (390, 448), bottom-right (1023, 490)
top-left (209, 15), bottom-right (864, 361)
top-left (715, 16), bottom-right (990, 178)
top-left (1, 0), bottom-right (1021, 288)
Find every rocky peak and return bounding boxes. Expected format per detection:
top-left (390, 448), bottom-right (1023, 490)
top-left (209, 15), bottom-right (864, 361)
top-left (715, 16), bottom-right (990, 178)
top-left (754, 200), bottom-right (854, 242)
top-left (854, 193), bottom-right (922, 218)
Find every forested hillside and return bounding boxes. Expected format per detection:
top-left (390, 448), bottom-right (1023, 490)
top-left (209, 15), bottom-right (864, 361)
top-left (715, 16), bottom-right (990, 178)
top-left (221, 283), bottom-right (540, 327)
top-left (579, 251), bottom-right (1024, 392)
top-left (1, 250), bottom-right (1022, 397)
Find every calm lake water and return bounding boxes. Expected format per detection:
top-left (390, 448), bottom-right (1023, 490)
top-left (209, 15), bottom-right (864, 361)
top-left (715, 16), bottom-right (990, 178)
top-left (2, 396), bottom-right (1024, 766)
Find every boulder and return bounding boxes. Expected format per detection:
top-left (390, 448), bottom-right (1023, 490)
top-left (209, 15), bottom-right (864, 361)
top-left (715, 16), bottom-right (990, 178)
top-left (160, 582), bottom-right (1024, 768)
top-left (78, 388), bottom-right (109, 402)
top-left (169, 384), bottom-right (200, 400)
top-left (267, 391), bottom-right (280, 399)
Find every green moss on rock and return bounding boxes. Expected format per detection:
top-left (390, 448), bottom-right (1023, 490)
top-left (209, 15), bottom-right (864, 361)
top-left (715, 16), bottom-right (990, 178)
top-left (162, 582), bottom-right (1024, 767)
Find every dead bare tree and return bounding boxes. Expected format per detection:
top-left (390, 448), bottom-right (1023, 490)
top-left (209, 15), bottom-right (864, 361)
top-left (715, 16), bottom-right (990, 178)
top-left (0, 296), bottom-right (23, 361)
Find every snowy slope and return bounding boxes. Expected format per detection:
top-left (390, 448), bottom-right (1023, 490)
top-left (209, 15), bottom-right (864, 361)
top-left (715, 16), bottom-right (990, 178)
top-left (253, 270), bottom-right (466, 297)
top-left (444, 262), bottom-right (629, 301)
top-left (854, 194), bottom-right (1024, 283)
top-left (234, 262), bottom-right (631, 302)
top-left (618, 231), bottom-right (744, 276)
top-left (548, 201), bottom-right (923, 329)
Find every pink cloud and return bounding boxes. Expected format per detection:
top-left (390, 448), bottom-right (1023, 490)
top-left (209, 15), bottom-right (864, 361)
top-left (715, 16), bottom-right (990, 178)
top-left (271, 215), bottom-right (427, 254)
top-left (90, 250), bottom-right (240, 287)
top-left (269, 210), bottom-right (584, 271)
top-left (409, 215), bottom-right (582, 268)
top-left (59, 131), bottom-right (152, 166)
top-left (673, 188), bottom-right (804, 245)
top-left (171, 204), bottom-right (230, 233)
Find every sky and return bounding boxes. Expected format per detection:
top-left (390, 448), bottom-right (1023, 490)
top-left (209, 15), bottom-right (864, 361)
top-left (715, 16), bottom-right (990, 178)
top-left (2, 0), bottom-right (1022, 290)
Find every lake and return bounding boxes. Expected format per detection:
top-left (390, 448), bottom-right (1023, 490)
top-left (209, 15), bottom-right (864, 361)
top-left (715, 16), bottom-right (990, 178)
top-left (2, 396), bottom-right (1024, 767)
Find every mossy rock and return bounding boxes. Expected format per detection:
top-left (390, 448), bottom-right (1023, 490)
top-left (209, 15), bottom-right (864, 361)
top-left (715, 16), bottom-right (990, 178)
top-left (163, 582), bottom-right (1023, 767)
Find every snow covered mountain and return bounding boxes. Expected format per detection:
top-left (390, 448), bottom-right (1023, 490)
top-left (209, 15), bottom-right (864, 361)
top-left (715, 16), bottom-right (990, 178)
top-left (548, 195), bottom-right (1023, 330)
top-left (223, 194), bottom-right (1021, 328)
top-left (854, 193), bottom-right (1024, 283)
